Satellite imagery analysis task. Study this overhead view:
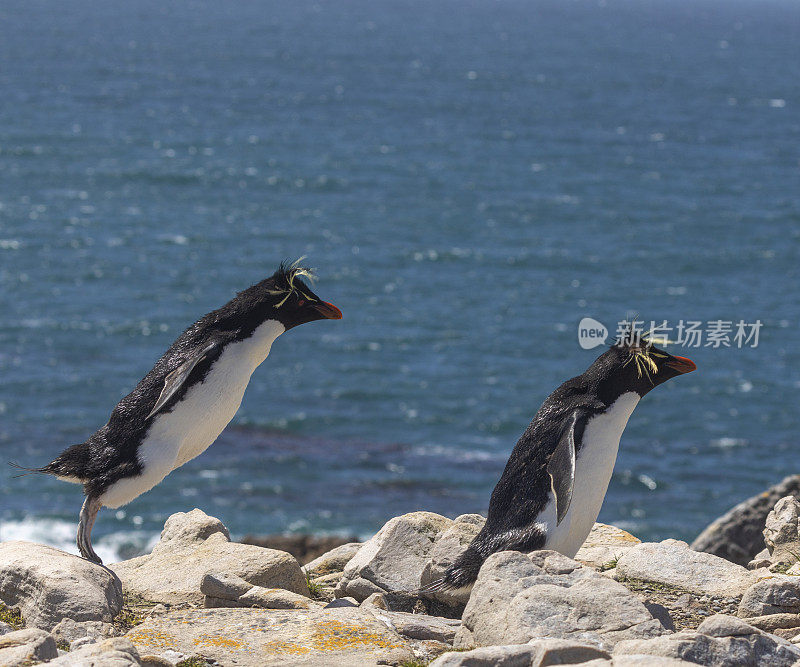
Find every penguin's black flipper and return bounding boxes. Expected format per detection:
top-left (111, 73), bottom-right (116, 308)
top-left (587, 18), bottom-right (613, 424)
top-left (146, 333), bottom-right (236, 420)
top-left (547, 410), bottom-right (582, 526)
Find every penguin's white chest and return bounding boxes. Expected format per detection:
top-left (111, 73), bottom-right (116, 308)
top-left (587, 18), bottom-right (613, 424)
top-left (542, 392), bottom-right (640, 557)
top-left (101, 320), bottom-right (284, 509)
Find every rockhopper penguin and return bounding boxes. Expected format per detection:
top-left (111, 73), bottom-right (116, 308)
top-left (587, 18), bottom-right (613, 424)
top-left (19, 261), bottom-right (341, 564)
top-left (424, 331), bottom-right (696, 595)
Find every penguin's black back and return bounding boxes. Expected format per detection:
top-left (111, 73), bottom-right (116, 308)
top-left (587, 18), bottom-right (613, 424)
top-left (38, 262), bottom-right (330, 499)
top-left (431, 373), bottom-right (607, 591)
top-left (44, 320), bottom-right (229, 496)
top-left (42, 287), bottom-right (274, 496)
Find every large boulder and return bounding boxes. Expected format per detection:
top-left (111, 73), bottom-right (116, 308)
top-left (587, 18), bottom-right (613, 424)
top-left (575, 523), bottom-right (641, 569)
top-left (613, 614), bottom-right (800, 666)
top-left (455, 550), bottom-right (667, 651)
top-left (0, 628), bottom-right (58, 665)
top-left (110, 509), bottom-right (307, 604)
top-left (126, 606), bottom-right (415, 666)
top-left (335, 511), bottom-right (453, 601)
top-left (0, 541), bottom-right (123, 631)
top-left (691, 475), bottom-right (800, 566)
top-left (763, 497), bottom-right (800, 566)
top-left (738, 575), bottom-right (800, 617)
top-left (615, 539), bottom-right (760, 597)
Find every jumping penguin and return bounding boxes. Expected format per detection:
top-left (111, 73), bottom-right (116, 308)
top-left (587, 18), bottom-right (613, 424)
top-left (17, 261), bottom-right (341, 564)
top-left (424, 330), bottom-right (696, 595)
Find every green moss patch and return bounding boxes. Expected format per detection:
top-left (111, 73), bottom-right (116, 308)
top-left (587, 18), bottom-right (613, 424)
top-left (175, 658), bottom-right (213, 667)
top-left (113, 592), bottom-right (158, 633)
top-left (0, 601), bottom-right (24, 630)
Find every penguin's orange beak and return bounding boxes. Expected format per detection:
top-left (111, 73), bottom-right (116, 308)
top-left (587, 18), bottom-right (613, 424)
top-left (313, 301), bottom-right (342, 319)
top-left (666, 355), bottom-right (696, 374)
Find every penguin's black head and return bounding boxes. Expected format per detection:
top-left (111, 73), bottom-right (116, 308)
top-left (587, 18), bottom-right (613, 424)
top-left (263, 261), bottom-right (342, 330)
top-left (593, 329), bottom-right (696, 402)
top-left (218, 260), bottom-right (342, 334)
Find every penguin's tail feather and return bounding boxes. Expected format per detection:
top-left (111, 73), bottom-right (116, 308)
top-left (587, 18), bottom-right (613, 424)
top-left (417, 545), bottom-right (484, 596)
top-left (11, 442), bottom-right (91, 482)
top-left (417, 577), bottom-right (451, 594)
top-left (8, 461), bottom-right (49, 479)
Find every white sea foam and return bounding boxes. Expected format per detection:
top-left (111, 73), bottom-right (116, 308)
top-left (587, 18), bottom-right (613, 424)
top-left (710, 437), bottom-right (748, 449)
top-left (410, 444), bottom-right (499, 463)
top-left (0, 517), bottom-right (159, 564)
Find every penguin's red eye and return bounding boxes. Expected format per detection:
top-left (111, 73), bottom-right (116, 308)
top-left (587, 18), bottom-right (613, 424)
top-left (297, 299), bottom-right (305, 307)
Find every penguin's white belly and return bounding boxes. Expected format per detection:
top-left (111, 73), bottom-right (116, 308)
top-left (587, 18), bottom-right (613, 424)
top-left (542, 392), bottom-right (640, 557)
top-left (100, 320), bottom-right (284, 509)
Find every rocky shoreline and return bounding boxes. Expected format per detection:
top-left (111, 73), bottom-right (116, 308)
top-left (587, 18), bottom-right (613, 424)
top-left (3, 477), bottom-right (800, 666)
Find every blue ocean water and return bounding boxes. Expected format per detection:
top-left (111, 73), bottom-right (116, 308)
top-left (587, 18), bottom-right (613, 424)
top-left (0, 0), bottom-right (798, 561)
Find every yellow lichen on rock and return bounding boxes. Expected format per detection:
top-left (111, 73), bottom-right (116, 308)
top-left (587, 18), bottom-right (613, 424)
top-left (262, 640), bottom-right (313, 655)
top-left (309, 619), bottom-right (405, 652)
top-left (126, 626), bottom-right (176, 650)
top-left (194, 633), bottom-right (244, 650)
top-left (125, 606), bottom-right (414, 666)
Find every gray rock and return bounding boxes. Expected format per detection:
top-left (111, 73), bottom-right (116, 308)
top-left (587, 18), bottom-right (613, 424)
top-left (742, 614), bottom-right (800, 632)
top-left (615, 539), bottom-right (758, 596)
top-left (691, 475), bottom-right (800, 566)
top-left (126, 606), bottom-right (415, 666)
top-left (359, 589), bottom-right (466, 620)
top-left (455, 550), bottom-right (666, 651)
top-left (336, 511), bottom-right (453, 601)
top-left (110, 509), bottom-right (308, 604)
top-left (614, 614), bottom-right (800, 666)
top-left (70, 636), bottom-right (100, 651)
top-left (0, 541), bottom-right (124, 631)
top-left (583, 658), bottom-right (694, 666)
top-left (0, 621), bottom-right (12, 636)
top-left (200, 572), bottom-right (254, 600)
top-left (51, 618), bottom-right (117, 645)
top-left (738, 575), bottom-right (800, 617)
top-left (429, 644), bottom-right (542, 666)
top-left (237, 586), bottom-right (314, 609)
top-left (201, 572), bottom-right (314, 609)
top-left (764, 496), bottom-right (800, 566)
top-left (0, 628), bottom-right (59, 665)
top-left (367, 608), bottom-right (460, 643)
top-left (48, 637), bottom-right (142, 666)
top-left (748, 549), bottom-right (773, 570)
top-left (429, 638), bottom-right (610, 666)
top-left (420, 514), bottom-right (486, 606)
top-left (697, 614), bottom-right (763, 636)
top-left (324, 597), bottom-right (359, 609)
top-left (526, 638), bottom-right (612, 665)
top-left (303, 543), bottom-right (363, 578)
